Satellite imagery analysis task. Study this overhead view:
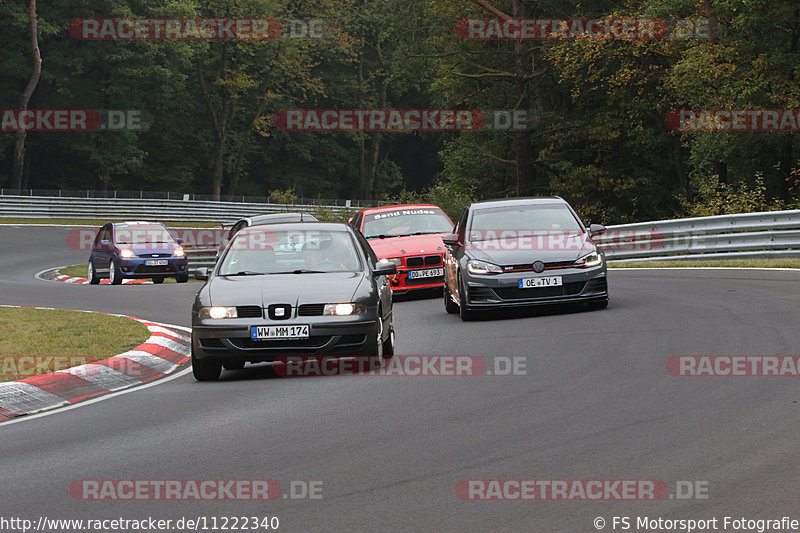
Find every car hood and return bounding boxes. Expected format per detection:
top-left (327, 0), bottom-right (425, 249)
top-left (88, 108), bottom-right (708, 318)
top-left (367, 234), bottom-right (448, 259)
top-left (206, 272), bottom-right (365, 307)
top-left (465, 233), bottom-right (595, 265)
top-left (119, 242), bottom-right (179, 254)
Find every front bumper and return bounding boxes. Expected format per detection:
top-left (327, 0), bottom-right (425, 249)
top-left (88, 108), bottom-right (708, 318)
top-left (462, 265), bottom-right (608, 309)
top-left (192, 313), bottom-right (380, 362)
top-left (117, 257), bottom-right (188, 278)
top-left (389, 267), bottom-right (445, 292)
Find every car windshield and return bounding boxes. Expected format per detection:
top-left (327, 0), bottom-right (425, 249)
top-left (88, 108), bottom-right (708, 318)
top-left (468, 204), bottom-right (583, 241)
top-left (114, 225), bottom-right (175, 244)
top-left (218, 229), bottom-right (362, 275)
top-left (362, 207), bottom-right (452, 238)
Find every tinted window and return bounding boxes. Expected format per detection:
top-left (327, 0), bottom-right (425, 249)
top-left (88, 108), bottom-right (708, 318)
top-left (468, 204), bottom-right (582, 240)
top-left (113, 224), bottom-right (174, 244)
top-left (362, 207), bottom-right (452, 238)
top-left (219, 229), bottom-right (362, 275)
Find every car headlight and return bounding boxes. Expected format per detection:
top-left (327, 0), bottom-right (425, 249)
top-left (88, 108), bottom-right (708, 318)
top-left (174, 246), bottom-right (185, 257)
top-left (199, 306), bottom-right (238, 319)
top-left (380, 257), bottom-right (402, 266)
top-left (467, 259), bottom-right (503, 275)
top-left (323, 303), bottom-right (366, 316)
top-left (576, 251), bottom-right (602, 267)
top-left (119, 249), bottom-right (136, 258)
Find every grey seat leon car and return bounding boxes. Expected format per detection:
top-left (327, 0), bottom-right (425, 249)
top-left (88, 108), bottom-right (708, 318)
top-left (191, 222), bottom-right (397, 381)
top-left (442, 197), bottom-right (609, 320)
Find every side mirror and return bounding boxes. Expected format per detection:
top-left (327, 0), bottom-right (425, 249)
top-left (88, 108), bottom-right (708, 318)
top-left (589, 224), bottom-right (606, 236)
top-left (195, 267), bottom-right (209, 281)
top-left (176, 238), bottom-right (184, 245)
top-left (442, 233), bottom-right (458, 246)
top-left (373, 262), bottom-right (397, 277)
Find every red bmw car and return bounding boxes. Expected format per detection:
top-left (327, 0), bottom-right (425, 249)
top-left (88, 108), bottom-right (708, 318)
top-left (349, 204), bottom-right (454, 293)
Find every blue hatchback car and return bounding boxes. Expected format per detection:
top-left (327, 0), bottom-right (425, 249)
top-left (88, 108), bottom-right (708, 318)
top-left (88, 221), bottom-right (189, 284)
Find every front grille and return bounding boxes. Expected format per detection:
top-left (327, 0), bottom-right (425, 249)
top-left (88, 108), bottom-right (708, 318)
top-left (584, 277), bottom-right (608, 292)
top-left (298, 304), bottom-right (325, 316)
top-left (139, 253), bottom-right (172, 258)
top-left (235, 306), bottom-right (263, 318)
top-left (494, 281), bottom-right (586, 300)
top-left (467, 286), bottom-right (497, 302)
top-left (230, 337), bottom-right (331, 349)
top-left (199, 338), bottom-right (225, 348)
top-left (338, 334), bottom-right (366, 345)
top-left (134, 264), bottom-right (175, 274)
top-left (406, 255), bottom-right (441, 268)
top-left (505, 260), bottom-right (578, 272)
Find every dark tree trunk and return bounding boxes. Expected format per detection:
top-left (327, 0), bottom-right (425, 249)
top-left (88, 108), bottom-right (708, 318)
top-left (12, 0), bottom-right (42, 189)
top-left (512, 0), bottom-right (535, 196)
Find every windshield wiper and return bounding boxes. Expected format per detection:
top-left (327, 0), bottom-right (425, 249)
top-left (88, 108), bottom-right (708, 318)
top-left (222, 271), bottom-right (265, 276)
top-left (364, 235), bottom-right (387, 239)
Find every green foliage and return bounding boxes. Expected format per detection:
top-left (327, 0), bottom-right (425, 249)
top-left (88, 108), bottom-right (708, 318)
top-left (1, 0), bottom-right (798, 224)
top-left (679, 171), bottom-right (795, 217)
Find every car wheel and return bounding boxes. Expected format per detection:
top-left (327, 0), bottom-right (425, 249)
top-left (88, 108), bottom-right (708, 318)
top-left (382, 321), bottom-right (395, 358)
top-left (458, 274), bottom-right (475, 321)
top-left (87, 261), bottom-right (101, 285)
top-left (222, 361), bottom-right (245, 370)
top-left (108, 259), bottom-right (122, 285)
top-left (192, 348), bottom-right (221, 381)
top-left (375, 317), bottom-right (384, 359)
top-left (176, 273), bottom-right (189, 283)
top-left (151, 277), bottom-right (164, 284)
top-left (443, 279), bottom-right (459, 314)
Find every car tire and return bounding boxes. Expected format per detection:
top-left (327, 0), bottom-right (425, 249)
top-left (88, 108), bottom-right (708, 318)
top-left (176, 273), bottom-right (189, 283)
top-left (443, 279), bottom-right (459, 314)
top-left (382, 321), bottom-right (395, 358)
top-left (108, 259), bottom-right (122, 285)
top-left (192, 348), bottom-right (221, 381)
top-left (151, 277), bottom-right (164, 284)
top-left (458, 274), bottom-right (475, 321)
top-left (222, 361), bottom-right (245, 370)
top-left (87, 261), bottom-right (101, 285)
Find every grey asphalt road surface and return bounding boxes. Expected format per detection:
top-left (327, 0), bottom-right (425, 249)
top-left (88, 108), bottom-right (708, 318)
top-left (2, 225), bottom-right (800, 532)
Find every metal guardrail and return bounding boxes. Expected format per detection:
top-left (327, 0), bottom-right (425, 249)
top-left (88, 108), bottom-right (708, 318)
top-left (597, 209), bottom-right (800, 262)
top-left (2, 194), bottom-right (797, 263)
top-left (0, 195), bottom-right (360, 223)
top-left (185, 249), bottom-right (218, 272)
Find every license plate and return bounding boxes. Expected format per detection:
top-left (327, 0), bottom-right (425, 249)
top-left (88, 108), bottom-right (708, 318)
top-left (408, 268), bottom-right (443, 279)
top-left (251, 324), bottom-right (310, 340)
top-left (518, 276), bottom-right (563, 289)
top-left (145, 259), bottom-right (168, 266)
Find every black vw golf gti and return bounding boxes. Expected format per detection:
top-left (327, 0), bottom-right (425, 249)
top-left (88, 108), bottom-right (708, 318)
top-left (442, 197), bottom-right (609, 320)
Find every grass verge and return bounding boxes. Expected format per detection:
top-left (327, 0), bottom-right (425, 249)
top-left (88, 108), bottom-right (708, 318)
top-left (57, 263), bottom-right (201, 283)
top-left (609, 258), bottom-right (800, 269)
top-left (0, 307), bottom-right (150, 382)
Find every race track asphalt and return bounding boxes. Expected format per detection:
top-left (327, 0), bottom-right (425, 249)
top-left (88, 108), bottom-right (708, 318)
top-left (2, 225), bottom-right (800, 532)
